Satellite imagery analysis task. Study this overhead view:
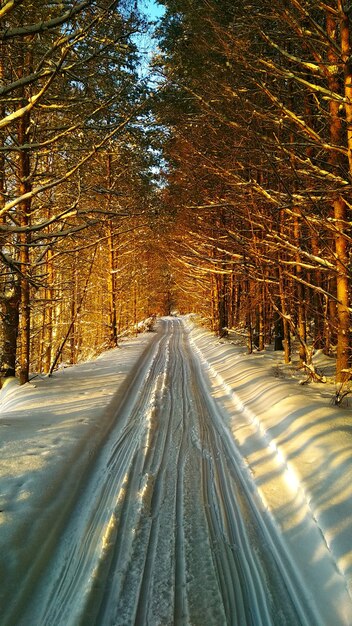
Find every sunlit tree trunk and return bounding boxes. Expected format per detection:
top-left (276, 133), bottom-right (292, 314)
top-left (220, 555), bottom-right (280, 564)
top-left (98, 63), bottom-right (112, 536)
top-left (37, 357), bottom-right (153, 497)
top-left (107, 219), bottom-right (118, 346)
top-left (0, 42), bottom-right (20, 380)
top-left (336, 2), bottom-right (352, 381)
top-left (310, 232), bottom-right (325, 350)
top-left (278, 209), bottom-right (291, 362)
top-left (293, 211), bottom-right (307, 365)
top-left (334, 195), bottom-right (350, 381)
top-left (234, 278), bottom-right (241, 326)
top-left (257, 291), bottom-right (265, 351)
top-left (106, 153), bottom-right (119, 346)
top-left (42, 248), bottom-right (54, 373)
top-left (18, 105), bottom-right (32, 384)
top-left (210, 275), bottom-right (216, 331)
top-left (243, 256), bottom-right (252, 352)
top-left (216, 272), bottom-right (229, 337)
top-left (277, 264), bottom-right (291, 361)
top-left (69, 280), bottom-right (77, 365)
top-left (326, 4), bottom-right (351, 381)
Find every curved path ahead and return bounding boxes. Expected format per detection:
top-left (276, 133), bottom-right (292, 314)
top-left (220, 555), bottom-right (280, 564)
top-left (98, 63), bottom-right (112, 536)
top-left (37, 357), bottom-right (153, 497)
top-left (15, 319), bottom-right (318, 625)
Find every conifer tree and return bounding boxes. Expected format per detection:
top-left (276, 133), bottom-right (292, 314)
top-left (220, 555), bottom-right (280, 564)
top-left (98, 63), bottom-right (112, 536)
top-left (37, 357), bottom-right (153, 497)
top-left (0, 0), bottom-right (153, 381)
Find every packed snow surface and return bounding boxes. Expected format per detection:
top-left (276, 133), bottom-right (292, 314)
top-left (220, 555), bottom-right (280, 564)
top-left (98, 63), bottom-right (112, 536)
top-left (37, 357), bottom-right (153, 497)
top-left (0, 317), bottom-right (352, 625)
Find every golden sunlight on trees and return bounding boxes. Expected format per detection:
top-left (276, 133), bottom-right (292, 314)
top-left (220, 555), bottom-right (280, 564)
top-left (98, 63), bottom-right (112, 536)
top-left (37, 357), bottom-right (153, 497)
top-left (0, 0), bottom-right (160, 382)
top-left (0, 0), bottom-right (351, 385)
top-left (154, 0), bottom-right (352, 383)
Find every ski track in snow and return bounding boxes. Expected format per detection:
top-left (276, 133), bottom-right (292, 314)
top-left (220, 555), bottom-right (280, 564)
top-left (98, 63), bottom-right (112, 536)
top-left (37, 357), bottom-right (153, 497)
top-left (0, 318), bottom-right (351, 625)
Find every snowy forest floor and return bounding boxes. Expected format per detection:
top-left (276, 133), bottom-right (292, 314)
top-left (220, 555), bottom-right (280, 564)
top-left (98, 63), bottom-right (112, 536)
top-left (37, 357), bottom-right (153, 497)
top-left (0, 316), bottom-right (352, 625)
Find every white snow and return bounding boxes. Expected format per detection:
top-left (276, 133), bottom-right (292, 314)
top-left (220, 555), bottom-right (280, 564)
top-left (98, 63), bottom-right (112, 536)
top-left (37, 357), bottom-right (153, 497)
top-left (0, 317), bottom-right (352, 625)
top-left (186, 319), bottom-right (352, 624)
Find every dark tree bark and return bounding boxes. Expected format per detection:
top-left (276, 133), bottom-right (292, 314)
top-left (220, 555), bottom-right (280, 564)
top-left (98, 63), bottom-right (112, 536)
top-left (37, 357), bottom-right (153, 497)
top-left (0, 283), bottom-right (20, 380)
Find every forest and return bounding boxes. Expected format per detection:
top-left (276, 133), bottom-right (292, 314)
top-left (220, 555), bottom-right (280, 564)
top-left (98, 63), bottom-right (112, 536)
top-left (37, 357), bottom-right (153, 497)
top-left (0, 0), bottom-right (351, 384)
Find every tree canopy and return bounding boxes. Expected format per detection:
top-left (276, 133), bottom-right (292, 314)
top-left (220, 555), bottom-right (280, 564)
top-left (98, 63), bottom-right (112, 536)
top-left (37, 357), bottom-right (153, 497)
top-left (0, 0), bottom-right (351, 384)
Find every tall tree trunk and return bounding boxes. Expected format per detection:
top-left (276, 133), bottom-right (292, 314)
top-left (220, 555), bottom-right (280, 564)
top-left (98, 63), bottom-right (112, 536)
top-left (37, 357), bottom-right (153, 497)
top-left (278, 212), bottom-right (291, 362)
top-left (18, 109), bottom-right (31, 384)
top-left (228, 269), bottom-right (235, 328)
top-left (257, 291), bottom-right (265, 351)
top-left (107, 220), bottom-right (118, 346)
top-left (216, 272), bottom-right (229, 337)
top-left (310, 233), bottom-right (325, 350)
top-left (106, 153), bottom-right (118, 346)
top-left (293, 212), bottom-right (307, 365)
top-left (210, 275), bottom-right (216, 331)
top-left (0, 41), bottom-right (20, 380)
top-left (277, 266), bottom-right (291, 361)
top-left (17, 40), bottom-right (33, 384)
top-left (243, 263), bottom-right (252, 352)
top-left (326, 5), bottom-right (351, 381)
top-left (69, 295), bottom-right (77, 365)
top-left (334, 195), bottom-right (350, 381)
top-left (0, 287), bottom-right (21, 379)
top-left (336, 2), bottom-right (352, 381)
top-left (43, 248), bottom-right (54, 374)
top-left (234, 279), bottom-right (241, 326)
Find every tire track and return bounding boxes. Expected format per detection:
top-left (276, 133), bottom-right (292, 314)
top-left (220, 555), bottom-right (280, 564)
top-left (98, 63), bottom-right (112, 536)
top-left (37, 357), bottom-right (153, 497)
top-left (13, 324), bottom-right (171, 626)
top-left (14, 318), bottom-right (317, 626)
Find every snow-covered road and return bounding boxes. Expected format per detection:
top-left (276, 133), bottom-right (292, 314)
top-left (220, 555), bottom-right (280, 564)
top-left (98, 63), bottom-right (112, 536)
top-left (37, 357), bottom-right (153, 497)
top-left (1, 318), bottom-right (352, 625)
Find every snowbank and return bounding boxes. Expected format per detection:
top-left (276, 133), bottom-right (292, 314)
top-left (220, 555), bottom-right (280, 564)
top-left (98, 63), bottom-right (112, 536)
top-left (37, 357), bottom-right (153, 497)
top-left (1, 317), bottom-right (352, 624)
top-left (0, 332), bottom-right (156, 622)
top-left (186, 318), bottom-right (352, 623)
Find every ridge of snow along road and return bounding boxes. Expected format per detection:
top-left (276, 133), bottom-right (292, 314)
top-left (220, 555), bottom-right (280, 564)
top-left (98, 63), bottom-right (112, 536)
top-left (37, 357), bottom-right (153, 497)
top-left (185, 317), bottom-right (352, 624)
top-left (0, 331), bottom-right (158, 625)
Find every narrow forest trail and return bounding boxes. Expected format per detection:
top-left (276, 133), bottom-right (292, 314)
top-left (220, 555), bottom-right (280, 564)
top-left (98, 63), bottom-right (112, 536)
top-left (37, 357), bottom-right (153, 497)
top-left (8, 319), bottom-right (323, 625)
